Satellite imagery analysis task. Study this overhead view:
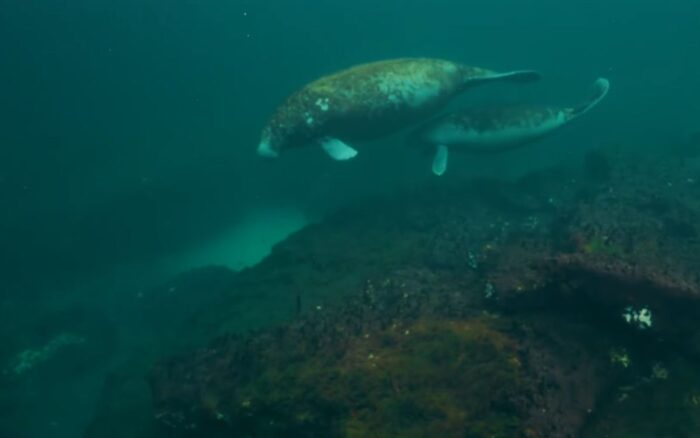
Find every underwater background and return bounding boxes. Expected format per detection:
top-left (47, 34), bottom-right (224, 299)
top-left (2, 0), bottom-right (700, 437)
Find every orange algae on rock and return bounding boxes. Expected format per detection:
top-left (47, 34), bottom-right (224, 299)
top-left (233, 317), bottom-right (523, 437)
top-left (151, 314), bottom-right (532, 437)
top-left (332, 318), bottom-right (522, 437)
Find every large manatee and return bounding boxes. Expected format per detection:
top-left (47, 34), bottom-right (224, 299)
top-left (257, 58), bottom-right (541, 160)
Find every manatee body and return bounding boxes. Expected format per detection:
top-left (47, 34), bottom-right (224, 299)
top-left (257, 58), bottom-right (541, 160)
top-left (411, 78), bottom-right (611, 176)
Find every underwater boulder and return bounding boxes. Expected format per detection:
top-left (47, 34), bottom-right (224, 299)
top-left (150, 266), bottom-right (625, 438)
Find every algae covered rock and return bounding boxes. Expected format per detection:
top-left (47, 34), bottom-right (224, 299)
top-left (114, 154), bottom-right (700, 437)
top-left (150, 265), bottom-right (622, 438)
top-left (153, 316), bottom-right (524, 437)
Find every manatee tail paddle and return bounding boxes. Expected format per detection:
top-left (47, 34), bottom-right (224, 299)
top-left (570, 78), bottom-right (610, 119)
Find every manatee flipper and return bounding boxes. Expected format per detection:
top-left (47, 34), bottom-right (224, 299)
top-left (432, 144), bottom-right (449, 176)
top-left (320, 137), bottom-right (358, 160)
top-left (570, 78), bottom-right (610, 119)
top-left (473, 70), bottom-right (542, 85)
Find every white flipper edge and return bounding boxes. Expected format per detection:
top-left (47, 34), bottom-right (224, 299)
top-left (483, 70), bottom-right (542, 83)
top-left (432, 144), bottom-right (448, 176)
top-left (320, 137), bottom-right (358, 161)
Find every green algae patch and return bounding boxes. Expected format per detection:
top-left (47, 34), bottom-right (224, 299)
top-left (171, 317), bottom-right (526, 437)
top-left (334, 319), bottom-right (523, 437)
top-left (580, 237), bottom-right (624, 258)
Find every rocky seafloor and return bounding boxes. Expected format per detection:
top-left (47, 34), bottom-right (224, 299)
top-left (87, 151), bottom-right (700, 437)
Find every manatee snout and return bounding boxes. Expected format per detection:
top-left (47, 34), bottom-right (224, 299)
top-left (257, 134), bottom-right (280, 159)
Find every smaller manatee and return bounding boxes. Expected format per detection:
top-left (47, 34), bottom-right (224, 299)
top-left (410, 78), bottom-right (610, 176)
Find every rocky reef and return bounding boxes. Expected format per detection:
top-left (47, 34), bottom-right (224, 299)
top-left (149, 269), bottom-right (622, 438)
top-left (93, 152), bottom-right (700, 437)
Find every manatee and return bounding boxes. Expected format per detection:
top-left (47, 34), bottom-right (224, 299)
top-left (257, 58), bottom-right (541, 160)
top-left (410, 78), bottom-right (610, 176)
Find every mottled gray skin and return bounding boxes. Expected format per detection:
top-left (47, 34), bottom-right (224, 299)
top-left (414, 106), bottom-right (572, 154)
top-left (412, 78), bottom-right (611, 154)
top-left (257, 58), bottom-right (540, 157)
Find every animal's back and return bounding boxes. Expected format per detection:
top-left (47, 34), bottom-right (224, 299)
top-left (288, 58), bottom-right (466, 140)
